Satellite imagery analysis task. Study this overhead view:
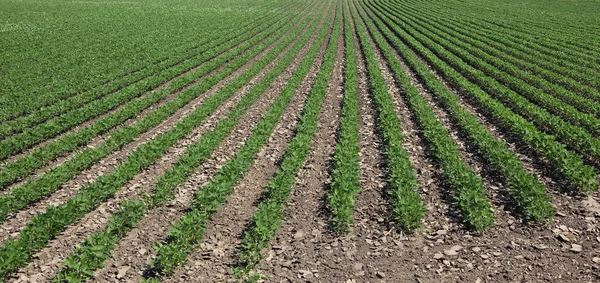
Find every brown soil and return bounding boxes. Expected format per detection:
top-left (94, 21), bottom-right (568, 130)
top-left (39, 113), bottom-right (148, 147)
top-left (258, 3), bottom-right (345, 281)
top-left (0, 4), bottom-right (312, 248)
top-left (3, 1), bottom-right (600, 283)
top-left (163, 2), bottom-right (334, 282)
top-left (0, 8), bottom-right (300, 191)
top-left (4, 3), bottom-right (320, 282)
top-left (92, 6), bottom-right (327, 283)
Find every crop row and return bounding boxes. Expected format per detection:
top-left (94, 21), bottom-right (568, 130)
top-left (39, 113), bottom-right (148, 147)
top-left (230, 3), bottom-right (341, 280)
top-left (0, 5), bottom-right (312, 225)
top-left (0, 3), bottom-right (317, 277)
top-left (53, 4), bottom-right (329, 280)
top-left (370, 1), bottom-right (600, 166)
top-left (378, 1), bottom-right (600, 139)
top-left (414, 0), bottom-right (600, 61)
top-left (326, 1), bottom-right (361, 234)
top-left (0, 1), bottom-right (294, 121)
top-left (0, 3), bottom-right (311, 161)
top-left (358, 1), bottom-right (554, 221)
top-left (0, 2), bottom-right (306, 190)
top-left (354, 0), bottom-right (494, 232)
top-left (393, 3), bottom-right (600, 119)
top-left (349, 2), bottom-right (425, 231)
top-left (398, 0), bottom-right (600, 89)
top-left (410, 0), bottom-right (600, 72)
top-left (362, 0), bottom-right (598, 193)
top-left (145, 2), bottom-right (336, 280)
top-left (398, 1), bottom-right (600, 101)
top-left (0, 2), bottom-right (302, 140)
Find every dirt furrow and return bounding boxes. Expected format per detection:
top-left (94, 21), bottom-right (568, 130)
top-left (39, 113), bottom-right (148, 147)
top-left (2, 59), bottom-right (231, 194)
top-left (259, 7), bottom-right (344, 282)
top-left (384, 16), bottom-right (600, 281)
top-left (0, 13), bottom-right (299, 190)
top-left (354, 1), bottom-right (600, 281)
top-left (0, 10), bottom-right (308, 246)
top-left (0, 9), bottom-right (296, 160)
top-left (268, 2), bottom-right (432, 281)
top-left (6, 7), bottom-right (321, 282)
top-left (165, 3), bottom-right (335, 282)
top-left (385, 36), bottom-right (512, 226)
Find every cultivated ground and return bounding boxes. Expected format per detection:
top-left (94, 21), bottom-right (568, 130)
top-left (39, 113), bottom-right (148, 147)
top-left (1, 0), bottom-right (599, 282)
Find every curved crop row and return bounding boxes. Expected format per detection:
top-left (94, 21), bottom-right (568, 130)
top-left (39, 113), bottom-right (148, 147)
top-left (397, 0), bottom-right (600, 90)
top-left (363, 0), bottom-right (598, 193)
top-left (353, 0), bottom-right (494, 232)
top-left (145, 2), bottom-right (337, 280)
top-left (401, 0), bottom-right (600, 72)
top-left (386, 2), bottom-right (600, 118)
top-left (398, 1), bottom-right (600, 100)
top-left (0, 5), bottom-right (315, 277)
top-left (369, 1), bottom-right (600, 163)
top-left (359, 1), bottom-right (554, 222)
top-left (0, 4), bottom-right (306, 190)
top-left (379, 1), bottom-right (600, 139)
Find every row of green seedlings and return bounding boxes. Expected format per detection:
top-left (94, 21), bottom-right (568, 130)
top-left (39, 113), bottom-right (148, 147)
top-left (357, 0), bottom-right (554, 221)
top-left (52, 3), bottom-right (331, 281)
top-left (399, 0), bottom-right (600, 89)
top-left (0, 1), bottom-right (300, 140)
top-left (481, 15), bottom-right (600, 56)
top-left (478, 17), bottom-right (600, 63)
top-left (391, 2), bottom-right (600, 119)
top-left (0, 2), bottom-right (310, 160)
top-left (325, 0), bottom-right (361, 234)
top-left (0, 6), bottom-right (312, 225)
top-left (461, 0), bottom-right (600, 58)
top-left (0, 6), bottom-right (318, 277)
top-left (368, 1), bottom-right (600, 166)
top-left (352, 0), bottom-right (494, 232)
top-left (467, 4), bottom-right (600, 70)
top-left (470, 11), bottom-right (600, 60)
top-left (428, 0), bottom-right (600, 55)
top-left (351, 0), bottom-right (425, 232)
top-left (409, 0), bottom-right (600, 74)
top-left (379, 1), bottom-right (600, 138)
top-left (143, 3), bottom-right (336, 281)
top-left (398, 0), bottom-right (600, 103)
top-left (362, 0), bottom-right (598, 193)
top-left (0, 1), bottom-right (293, 122)
top-left (0, 2), bottom-right (309, 190)
top-left (230, 4), bottom-right (341, 280)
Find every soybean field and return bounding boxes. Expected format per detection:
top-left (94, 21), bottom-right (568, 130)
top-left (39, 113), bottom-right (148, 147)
top-left (1, 0), bottom-right (600, 282)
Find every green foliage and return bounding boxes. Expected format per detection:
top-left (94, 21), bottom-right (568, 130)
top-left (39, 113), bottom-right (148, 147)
top-left (145, 2), bottom-right (333, 279)
top-left (232, 3), bottom-right (342, 279)
top-left (350, 2), bottom-right (427, 232)
top-left (361, 1), bottom-right (554, 221)
top-left (326, 1), bottom-right (361, 234)
top-left (0, 0), bottom-right (291, 120)
top-left (0, 8), bottom-right (307, 225)
top-left (0, 5), bottom-right (315, 278)
top-left (362, 0), bottom-right (598, 194)
top-left (0, 9), bottom-right (300, 190)
top-left (353, 0), bottom-right (494, 232)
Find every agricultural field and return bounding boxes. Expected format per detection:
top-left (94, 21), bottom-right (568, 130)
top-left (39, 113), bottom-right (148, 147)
top-left (1, 0), bottom-right (600, 281)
